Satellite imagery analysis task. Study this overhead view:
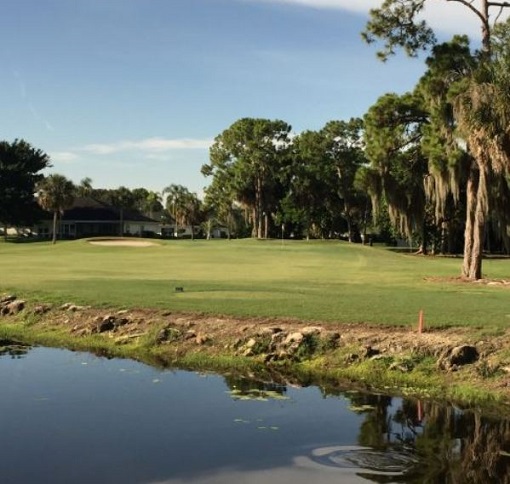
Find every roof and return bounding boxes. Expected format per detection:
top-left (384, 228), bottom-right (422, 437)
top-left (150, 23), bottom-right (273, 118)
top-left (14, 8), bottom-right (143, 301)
top-left (45, 197), bottom-right (160, 223)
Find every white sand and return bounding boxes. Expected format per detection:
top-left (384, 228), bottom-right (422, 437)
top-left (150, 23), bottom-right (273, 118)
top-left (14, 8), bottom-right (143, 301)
top-left (88, 239), bottom-right (157, 247)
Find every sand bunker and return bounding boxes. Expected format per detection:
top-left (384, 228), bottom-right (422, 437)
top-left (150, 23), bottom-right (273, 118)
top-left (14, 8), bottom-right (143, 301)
top-left (88, 239), bottom-right (157, 247)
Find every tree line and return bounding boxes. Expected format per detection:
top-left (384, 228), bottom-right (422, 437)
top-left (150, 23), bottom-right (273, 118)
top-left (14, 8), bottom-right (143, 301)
top-left (0, 148), bottom-right (207, 244)
top-left (203, 2), bottom-right (510, 281)
top-left (362, 0), bottom-right (510, 280)
top-left (2, 1), bottom-right (510, 280)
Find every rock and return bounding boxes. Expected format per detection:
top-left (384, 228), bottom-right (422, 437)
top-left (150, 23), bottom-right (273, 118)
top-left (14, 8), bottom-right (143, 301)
top-left (260, 327), bottom-right (282, 335)
top-left (96, 315), bottom-right (115, 333)
top-left (33, 304), bottom-right (51, 315)
top-left (114, 317), bottom-right (130, 327)
top-left (156, 328), bottom-right (170, 343)
top-left (2, 300), bottom-right (25, 315)
top-left (438, 345), bottom-right (479, 371)
top-left (302, 326), bottom-right (322, 335)
top-left (114, 333), bottom-right (144, 343)
top-left (59, 302), bottom-right (90, 311)
top-left (271, 332), bottom-right (286, 344)
top-left (451, 345), bottom-right (479, 365)
top-left (0, 295), bottom-right (17, 304)
top-left (284, 332), bottom-right (304, 345)
top-left (362, 346), bottom-right (380, 359)
top-left (245, 338), bottom-right (257, 349)
top-left (345, 353), bottom-right (359, 363)
top-left (185, 330), bottom-right (197, 340)
top-left (67, 304), bottom-right (88, 312)
top-left (370, 354), bottom-right (387, 361)
top-left (195, 334), bottom-right (209, 345)
top-left (324, 332), bottom-right (341, 348)
top-left (159, 327), bottom-right (182, 342)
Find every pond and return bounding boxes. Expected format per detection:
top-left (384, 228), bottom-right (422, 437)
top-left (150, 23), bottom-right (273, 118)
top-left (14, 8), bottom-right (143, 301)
top-left (1, 345), bottom-right (509, 483)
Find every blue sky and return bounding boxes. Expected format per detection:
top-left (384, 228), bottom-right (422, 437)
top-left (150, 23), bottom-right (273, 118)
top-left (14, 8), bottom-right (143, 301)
top-left (1, 0), bottom-right (485, 196)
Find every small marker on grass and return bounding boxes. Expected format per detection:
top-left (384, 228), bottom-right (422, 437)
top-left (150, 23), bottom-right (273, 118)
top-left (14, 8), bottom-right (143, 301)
top-left (418, 309), bottom-right (424, 334)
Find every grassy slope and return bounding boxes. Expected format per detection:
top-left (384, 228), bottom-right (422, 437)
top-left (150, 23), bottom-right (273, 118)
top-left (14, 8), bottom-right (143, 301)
top-left (1, 238), bottom-right (509, 328)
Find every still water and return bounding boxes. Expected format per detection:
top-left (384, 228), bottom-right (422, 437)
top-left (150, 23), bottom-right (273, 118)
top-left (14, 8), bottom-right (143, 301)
top-left (1, 345), bottom-right (509, 484)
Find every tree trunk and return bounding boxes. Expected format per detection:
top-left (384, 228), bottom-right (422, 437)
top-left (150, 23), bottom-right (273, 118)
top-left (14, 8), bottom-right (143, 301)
top-left (362, 199), bottom-right (369, 245)
top-left (440, 219), bottom-right (447, 255)
top-left (173, 205), bottom-right (178, 238)
top-left (344, 200), bottom-right (354, 243)
top-left (462, 168), bottom-right (477, 278)
top-left (480, 0), bottom-right (491, 55)
top-left (468, 169), bottom-right (488, 280)
top-left (119, 208), bottom-right (124, 237)
top-left (345, 207), bottom-right (353, 243)
top-left (462, 165), bottom-right (487, 280)
top-left (251, 207), bottom-right (257, 238)
top-left (256, 176), bottom-right (263, 239)
top-left (52, 211), bottom-right (58, 245)
top-left (227, 211), bottom-right (232, 240)
top-left (421, 218), bottom-right (428, 255)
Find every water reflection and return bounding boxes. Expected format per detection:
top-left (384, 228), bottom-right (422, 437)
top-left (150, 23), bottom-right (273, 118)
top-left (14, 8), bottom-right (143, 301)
top-left (0, 339), bottom-right (30, 358)
top-left (224, 374), bottom-right (288, 401)
top-left (222, 373), bottom-right (510, 482)
top-left (0, 346), bottom-right (510, 483)
top-left (325, 393), bottom-right (510, 483)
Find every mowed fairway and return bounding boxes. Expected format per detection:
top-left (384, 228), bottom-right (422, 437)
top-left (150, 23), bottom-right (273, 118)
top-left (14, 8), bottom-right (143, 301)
top-left (1, 238), bottom-right (509, 328)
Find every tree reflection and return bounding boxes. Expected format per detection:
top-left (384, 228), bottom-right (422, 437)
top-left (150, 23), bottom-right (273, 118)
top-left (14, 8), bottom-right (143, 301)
top-left (347, 393), bottom-right (510, 483)
top-left (0, 340), bottom-right (30, 359)
top-left (223, 374), bottom-right (288, 401)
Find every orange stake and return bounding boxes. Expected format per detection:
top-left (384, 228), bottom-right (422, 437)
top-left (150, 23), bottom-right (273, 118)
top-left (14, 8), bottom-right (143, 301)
top-left (418, 309), bottom-right (424, 334)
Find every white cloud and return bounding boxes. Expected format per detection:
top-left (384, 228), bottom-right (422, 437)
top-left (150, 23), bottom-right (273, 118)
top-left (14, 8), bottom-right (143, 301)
top-left (247, 0), bottom-right (372, 12)
top-left (247, 0), bottom-right (509, 39)
top-left (81, 137), bottom-right (213, 155)
top-left (50, 151), bottom-right (78, 163)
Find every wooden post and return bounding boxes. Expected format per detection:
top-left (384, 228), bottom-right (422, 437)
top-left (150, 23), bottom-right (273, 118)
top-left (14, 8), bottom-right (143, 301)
top-left (418, 310), bottom-right (424, 334)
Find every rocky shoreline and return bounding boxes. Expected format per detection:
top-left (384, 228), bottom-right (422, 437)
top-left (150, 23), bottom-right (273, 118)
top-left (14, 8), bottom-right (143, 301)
top-left (2, 293), bottom-right (510, 408)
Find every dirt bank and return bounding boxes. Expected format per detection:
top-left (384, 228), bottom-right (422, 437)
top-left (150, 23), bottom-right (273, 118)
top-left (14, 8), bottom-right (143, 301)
top-left (2, 294), bottom-right (510, 407)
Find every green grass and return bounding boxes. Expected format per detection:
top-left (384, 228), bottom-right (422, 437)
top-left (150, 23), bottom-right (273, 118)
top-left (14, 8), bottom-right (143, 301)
top-left (1, 238), bottom-right (510, 327)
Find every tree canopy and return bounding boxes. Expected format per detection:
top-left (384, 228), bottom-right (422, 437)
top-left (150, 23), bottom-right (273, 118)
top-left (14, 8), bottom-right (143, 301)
top-left (363, 1), bottom-right (510, 278)
top-left (362, 0), bottom-right (502, 60)
top-left (0, 139), bottom-right (50, 236)
top-left (203, 118), bottom-right (292, 239)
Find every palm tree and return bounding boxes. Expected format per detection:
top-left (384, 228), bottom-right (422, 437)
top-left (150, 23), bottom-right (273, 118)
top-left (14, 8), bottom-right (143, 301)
top-left (109, 187), bottom-right (134, 237)
top-left (163, 184), bottom-right (187, 237)
top-left (37, 174), bottom-right (76, 244)
top-left (144, 191), bottom-right (163, 219)
top-left (76, 177), bottom-right (93, 197)
top-left (179, 191), bottom-right (202, 239)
